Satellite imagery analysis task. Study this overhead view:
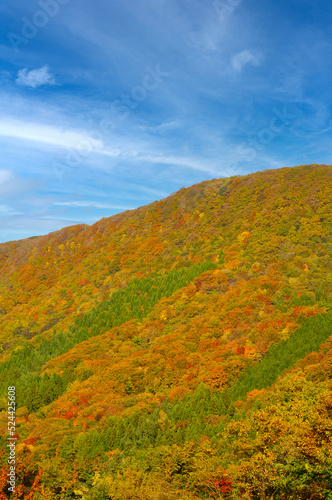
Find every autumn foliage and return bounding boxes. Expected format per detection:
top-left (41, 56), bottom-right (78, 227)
top-left (0, 164), bottom-right (331, 498)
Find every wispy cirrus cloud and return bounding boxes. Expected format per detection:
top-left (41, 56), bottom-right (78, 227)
top-left (0, 0), bottom-right (330, 244)
top-left (0, 114), bottom-right (223, 175)
top-left (0, 204), bottom-right (22, 215)
top-left (0, 119), bottom-right (103, 150)
top-left (0, 168), bottom-right (39, 200)
top-left (54, 201), bottom-right (135, 210)
top-left (0, 169), bottom-right (13, 184)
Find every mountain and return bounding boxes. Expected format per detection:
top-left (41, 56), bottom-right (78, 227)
top-left (0, 164), bottom-right (331, 499)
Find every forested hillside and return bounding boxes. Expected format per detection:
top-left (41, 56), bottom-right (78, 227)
top-left (0, 164), bottom-right (332, 499)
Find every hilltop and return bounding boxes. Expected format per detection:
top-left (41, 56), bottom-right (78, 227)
top-left (0, 164), bottom-right (332, 499)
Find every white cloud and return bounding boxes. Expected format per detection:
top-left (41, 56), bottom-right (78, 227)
top-left (231, 50), bottom-right (262, 73)
top-left (138, 120), bottom-right (181, 133)
top-left (0, 169), bottom-right (40, 200)
top-left (54, 201), bottom-right (134, 209)
top-left (0, 204), bottom-right (22, 215)
top-left (16, 65), bottom-right (56, 88)
top-left (0, 169), bottom-right (13, 184)
top-left (135, 153), bottom-right (220, 175)
top-left (0, 117), bottom-right (221, 175)
top-left (0, 119), bottom-right (103, 150)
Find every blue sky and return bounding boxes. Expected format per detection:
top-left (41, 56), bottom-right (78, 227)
top-left (0, 0), bottom-right (331, 243)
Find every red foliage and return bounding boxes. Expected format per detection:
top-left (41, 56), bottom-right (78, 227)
top-left (214, 476), bottom-right (233, 494)
top-left (194, 280), bottom-right (202, 290)
top-left (23, 437), bottom-right (38, 446)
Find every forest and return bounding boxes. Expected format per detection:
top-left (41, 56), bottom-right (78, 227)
top-left (0, 164), bottom-right (331, 499)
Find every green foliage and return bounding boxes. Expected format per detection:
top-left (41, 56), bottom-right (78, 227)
top-left (230, 310), bottom-right (332, 402)
top-left (70, 259), bottom-right (216, 337)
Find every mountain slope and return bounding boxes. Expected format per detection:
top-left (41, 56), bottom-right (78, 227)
top-left (0, 163), bottom-right (331, 351)
top-left (0, 164), bottom-right (332, 499)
